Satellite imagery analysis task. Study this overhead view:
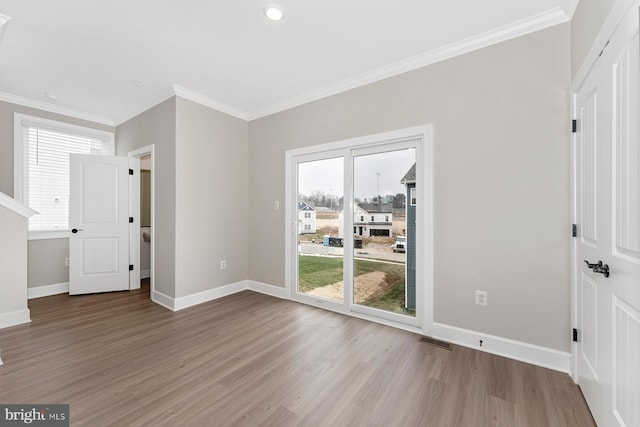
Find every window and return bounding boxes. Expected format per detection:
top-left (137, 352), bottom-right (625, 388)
top-left (360, 215), bottom-right (364, 222)
top-left (371, 215), bottom-right (375, 221)
top-left (304, 212), bottom-right (311, 218)
top-left (410, 187), bottom-right (417, 206)
top-left (385, 215), bottom-right (389, 222)
top-left (14, 114), bottom-right (114, 239)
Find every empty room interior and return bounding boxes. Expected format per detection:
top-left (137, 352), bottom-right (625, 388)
top-left (0, 0), bottom-right (639, 426)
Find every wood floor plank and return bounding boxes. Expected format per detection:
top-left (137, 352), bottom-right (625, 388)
top-left (0, 283), bottom-right (595, 426)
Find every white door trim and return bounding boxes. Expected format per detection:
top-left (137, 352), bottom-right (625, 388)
top-left (284, 125), bottom-right (434, 335)
top-left (128, 145), bottom-right (155, 299)
top-left (129, 157), bottom-right (141, 290)
top-left (570, 91), bottom-right (579, 382)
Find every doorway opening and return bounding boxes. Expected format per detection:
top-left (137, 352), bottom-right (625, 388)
top-left (128, 145), bottom-right (155, 300)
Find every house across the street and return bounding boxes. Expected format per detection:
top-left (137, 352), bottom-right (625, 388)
top-left (297, 201), bottom-right (316, 234)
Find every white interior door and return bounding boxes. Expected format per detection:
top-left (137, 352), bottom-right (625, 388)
top-left (69, 154), bottom-right (130, 295)
top-left (575, 5), bottom-right (640, 426)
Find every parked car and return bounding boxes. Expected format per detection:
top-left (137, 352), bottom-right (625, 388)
top-left (392, 235), bottom-right (406, 253)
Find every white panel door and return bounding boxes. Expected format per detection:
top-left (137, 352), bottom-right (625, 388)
top-left (69, 154), bottom-right (130, 294)
top-left (575, 5), bottom-right (640, 426)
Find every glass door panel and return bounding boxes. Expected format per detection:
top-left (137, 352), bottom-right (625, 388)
top-left (296, 157), bottom-right (344, 303)
top-left (352, 148), bottom-right (416, 317)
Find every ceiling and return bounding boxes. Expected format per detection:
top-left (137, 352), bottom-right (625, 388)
top-left (0, 1), bottom-right (577, 125)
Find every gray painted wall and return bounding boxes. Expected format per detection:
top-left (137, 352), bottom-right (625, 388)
top-left (116, 97), bottom-right (177, 298)
top-left (0, 206), bottom-right (29, 317)
top-left (115, 97), bottom-right (249, 299)
top-left (571, 0), bottom-right (617, 78)
top-left (248, 24), bottom-right (571, 351)
top-left (0, 100), bottom-right (114, 288)
top-left (174, 97), bottom-right (249, 298)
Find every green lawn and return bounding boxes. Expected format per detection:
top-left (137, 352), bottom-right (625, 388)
top-left (298, 255), bottom-right (411, 315)
top-left (297, 256), bottom-right (345, 293)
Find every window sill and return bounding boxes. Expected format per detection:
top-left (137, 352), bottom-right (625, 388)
top-left (28, 231), bottom-right (70, 240)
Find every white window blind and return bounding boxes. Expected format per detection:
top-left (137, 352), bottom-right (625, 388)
top-left (22, 125), bottom-right (107, 232)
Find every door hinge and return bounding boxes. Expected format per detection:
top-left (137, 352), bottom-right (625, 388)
top-left (129, 264), bottom-right (134, 271)
top-left (129, 217), bottom-right (134, 223)
top-left (572, 119), bottom-right (577, 133)
top-left (572, 328), bottom-right (578, 342)
top-left (572, 224), bottom-right (578, 237)
top-left (129, 169), bottom-right (134, 175)
top-left (598, 39), bottom-right (610, 58)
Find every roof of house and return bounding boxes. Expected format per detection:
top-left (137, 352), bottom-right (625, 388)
top-left (357, 202), bottom-right (393, 213)
top-left (401, 163), bottom-right (416, 184)
top-left (298, 201), bottom-right (316, 211)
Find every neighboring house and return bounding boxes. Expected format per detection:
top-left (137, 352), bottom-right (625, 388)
top-left (401, 164), bottom-right (416, 310)
top-left (298, 201), bottom-right (316, 234)
top-left (338, 203), bottom-right (393, 237)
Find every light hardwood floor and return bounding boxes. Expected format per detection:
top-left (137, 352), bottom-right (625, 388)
top-left (0, 283), bottom-right (595, 426)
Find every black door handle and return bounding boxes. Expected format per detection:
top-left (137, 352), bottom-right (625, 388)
top-left (584, 260), bottom-right (602, 269)
top-left (584, 260), bottom-right (609, 278)
top-left (71, 228), bottom-right (83, 234)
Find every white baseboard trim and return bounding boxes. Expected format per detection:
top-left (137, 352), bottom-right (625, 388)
top-left (27, 282), bottom-right (69, 299)
top-left (141, 269), bottom-right (150, 280)
top-left (0, 309), bottom-right (31, 330)
top-left (174, 280), bottom-right (248, 311)
top-left (152, 281), bottom-right (251, 312)
top-left (152, 290), bottom-right (176, 311)
top-left (431, 322), bottom-right (571, 373)
top-left (247, 280), bottom-right (287, 299)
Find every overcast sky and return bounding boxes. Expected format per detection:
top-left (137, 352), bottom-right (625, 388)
top-left (298, 148), bottom-right (415, 199)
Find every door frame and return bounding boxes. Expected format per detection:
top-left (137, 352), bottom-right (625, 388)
top-left (128, 145), bottom-right (155, 298)
top-left (284, 125), bottom-right (433, 335)
top-left (570, 90), bottom-right (578, 382)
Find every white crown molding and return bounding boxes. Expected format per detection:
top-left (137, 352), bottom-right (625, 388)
top-left (0, 14), bottom-right (10, 47)
top-left (0, 191), bottom-right (37, 218)
top-left (0, 91), bottom-right (115, 126)
top-left (172, 85), bottom-right (249, 121)
top-left (248, 7), bottom-right (571, 120)
top-left (0, 6), bottom-right (574, 127)
top-left (560, 0), bottom-right (579, 19)
top-left (112, 87), bottom-right (176, 126)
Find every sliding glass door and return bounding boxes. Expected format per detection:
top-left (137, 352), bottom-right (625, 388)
top-left (296, 156), bottom-right (345, 305)
top-left (351, 145), bottom-right (416, 322)
top-left (289, 131), bottom-right (426, 329)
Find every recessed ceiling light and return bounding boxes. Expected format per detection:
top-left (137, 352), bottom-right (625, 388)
top-left (264, 4), bottom-right (284, 21)
top-left (44, 92), bottom-right (57, 100)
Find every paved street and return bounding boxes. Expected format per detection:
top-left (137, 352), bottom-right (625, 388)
top-left (298, 243), bottom-right (405, 263)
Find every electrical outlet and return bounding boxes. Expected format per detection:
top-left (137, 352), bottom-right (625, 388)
top-left (475, 290), bottom-right (488, 306)
top-left (65, 257), bottom-right (70, 267)
top-left (220, 260), bottom-right (227, 270)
